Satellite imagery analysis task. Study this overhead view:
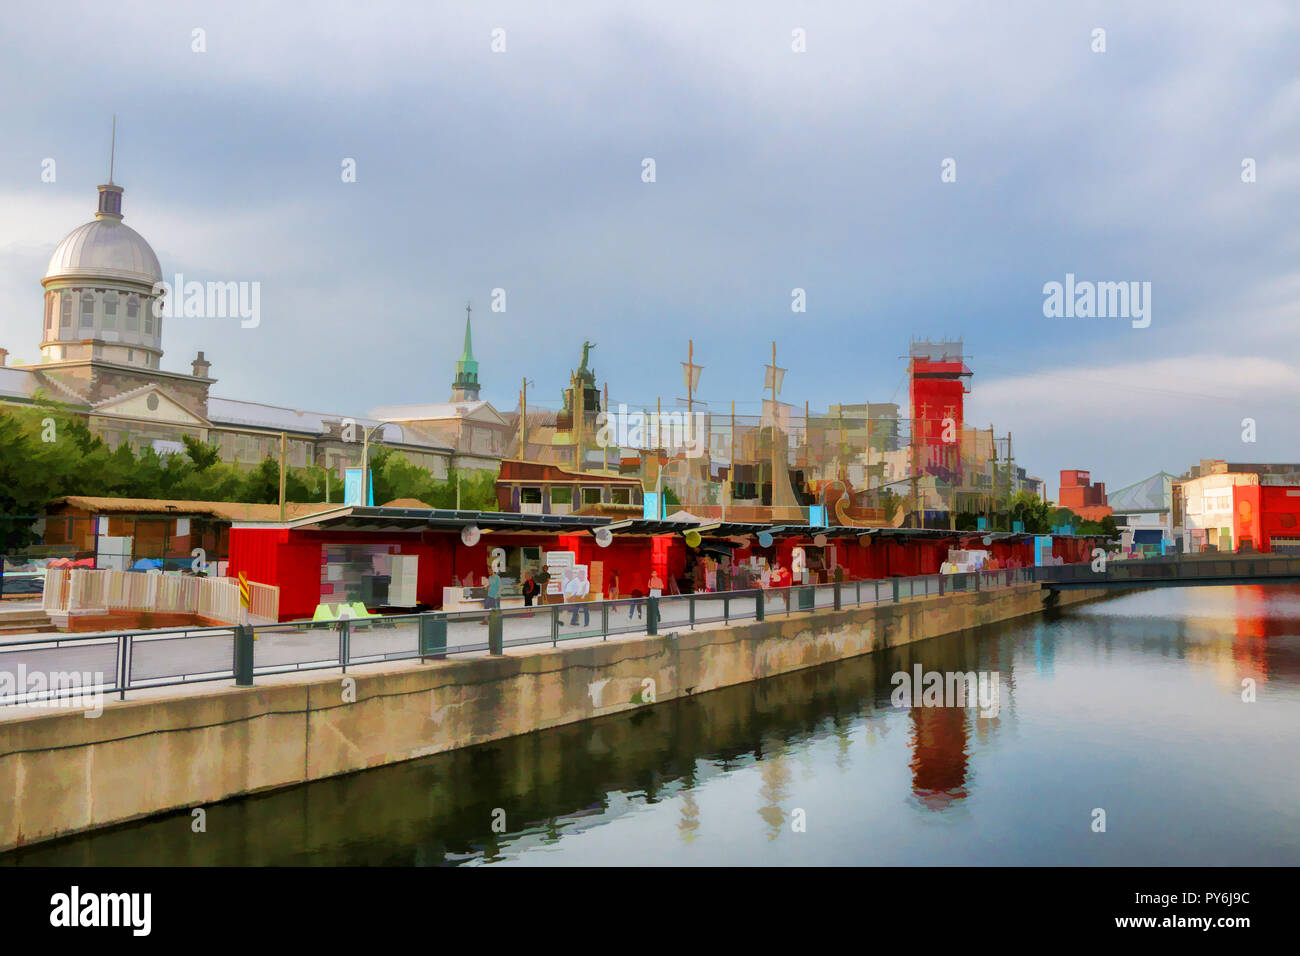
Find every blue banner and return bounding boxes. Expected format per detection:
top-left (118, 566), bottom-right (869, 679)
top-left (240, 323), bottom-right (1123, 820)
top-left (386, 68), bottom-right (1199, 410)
top-left (343, 468), bottom-right (375, 506)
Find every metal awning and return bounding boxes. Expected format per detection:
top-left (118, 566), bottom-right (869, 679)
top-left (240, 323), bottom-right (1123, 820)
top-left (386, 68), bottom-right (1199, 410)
top-left (283, 507), bottom-right (610, 534)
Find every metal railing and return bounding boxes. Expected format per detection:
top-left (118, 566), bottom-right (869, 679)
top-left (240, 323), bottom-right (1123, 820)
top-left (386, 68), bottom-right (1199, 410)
top-left (0, 562), bottom-right (1164, 708)
top-left (1037, 553), bottom-right (1300, 585)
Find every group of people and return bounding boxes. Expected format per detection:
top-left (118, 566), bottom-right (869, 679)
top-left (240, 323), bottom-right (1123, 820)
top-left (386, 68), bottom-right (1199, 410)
top-left (485, 558), bottom-right (811, 630)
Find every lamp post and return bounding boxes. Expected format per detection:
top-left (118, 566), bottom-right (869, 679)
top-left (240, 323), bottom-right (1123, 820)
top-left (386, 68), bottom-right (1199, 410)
top-left (360, 419), bottom-right (403, 507)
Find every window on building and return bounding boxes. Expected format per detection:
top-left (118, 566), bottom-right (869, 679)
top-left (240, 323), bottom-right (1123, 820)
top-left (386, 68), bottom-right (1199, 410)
top-left (80, 292), bottom-right (95, 328)
top-left (103, 292), bottom-right (117, 328)
top-left (611, 487), bottom-right (631, 505)
top-left (45, 293), bottom-right (55, 331)
top-left (126, 295), bottom-right (140, 331)
top-left (60, 292), bottom-right (72, 328)
top-left (582, 487), bottom-right (602, 506)
top-left (520, 487), bottom-right (542, 505)
top-left (550, 487), bottom-right (572, 505)
top-left (144, 308), bottom-right (154, 335)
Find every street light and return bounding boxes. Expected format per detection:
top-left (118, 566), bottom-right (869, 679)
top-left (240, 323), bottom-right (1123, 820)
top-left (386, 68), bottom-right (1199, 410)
top-left (360, 419), bottom-right (404, 507)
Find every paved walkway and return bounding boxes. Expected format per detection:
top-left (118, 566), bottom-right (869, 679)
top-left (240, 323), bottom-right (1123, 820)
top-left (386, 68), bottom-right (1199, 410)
top-left (0, 585), bottom-right (961, 721)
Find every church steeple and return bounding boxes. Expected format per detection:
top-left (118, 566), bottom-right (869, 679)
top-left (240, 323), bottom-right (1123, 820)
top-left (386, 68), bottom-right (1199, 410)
top-left (451, 302), bottom-right (481, 401)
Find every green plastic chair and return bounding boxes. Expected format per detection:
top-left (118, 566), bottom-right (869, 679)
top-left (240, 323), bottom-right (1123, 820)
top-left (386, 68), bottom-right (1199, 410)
top-left (310, 603), bottom-right (338, 629)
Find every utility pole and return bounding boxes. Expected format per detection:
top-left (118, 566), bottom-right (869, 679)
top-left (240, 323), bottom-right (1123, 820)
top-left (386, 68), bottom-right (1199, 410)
top-left (804, 400), bottom-right (811, 467)
top-left (684, 339), bottom-right (696, 417)
top-left (278, 432), bottom-right (287, 522)
top-left (727, 399), bottom-right (735, 521)
top-left (519, 377), bottom-right (528, 459)
top-left (767, 342), bottom-right (780, 517)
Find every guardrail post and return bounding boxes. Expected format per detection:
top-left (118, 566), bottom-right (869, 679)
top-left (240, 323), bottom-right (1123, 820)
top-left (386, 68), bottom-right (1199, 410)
top-left (647, 596), bottom-right (659, 635)
top-left (419, 612), bottom-right (446, 660)
top-left (118, 634), bottom-right (130, 700)
top-left (689, 595), bottom-right (696, 629)
top-left (799, 585), bottom-right (814, 612)
top-left (938, 575), bottom-right (945, 597)
top-left (550, 604), bottom-right (559, 647)
top-left (234, 625), bottom-right (254, 686)
top-left (833, 581), bottom-right (841, 611)
top-left (723, 594), bottom-right (730, 623)
top-left (338, 619), bottom-right (350, 674)
top-left (602, 601), bottom-right (609, 641)
top-left (488, 608), bottom-right (503, 655)
top-left (892, 579), bottom-right (900, 603)
top-left (755, 589), bottom-right (764, 622)
top-left (974, 572), bottom-right (981, 592)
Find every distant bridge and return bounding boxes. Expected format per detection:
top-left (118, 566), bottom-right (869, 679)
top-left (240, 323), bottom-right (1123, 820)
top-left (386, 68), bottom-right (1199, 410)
top-left (1037, 554), bottom-right (1300, 590)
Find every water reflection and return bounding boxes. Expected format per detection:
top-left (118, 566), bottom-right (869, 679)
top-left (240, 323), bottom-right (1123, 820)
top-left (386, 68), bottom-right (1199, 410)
top-left (5, 585), bottom-right (1299, 866)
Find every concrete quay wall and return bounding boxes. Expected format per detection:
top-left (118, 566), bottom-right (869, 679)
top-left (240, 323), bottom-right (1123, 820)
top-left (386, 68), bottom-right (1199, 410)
top-left (0, 584), bottom-right (1112, 851)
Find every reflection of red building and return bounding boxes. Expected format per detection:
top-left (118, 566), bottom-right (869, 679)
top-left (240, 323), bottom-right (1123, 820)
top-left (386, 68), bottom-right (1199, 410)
top-left (909, 706), bottom-right (969, 809)
top-left (1232, 484), bottom-right (1300, 553)
top-left (1058, 470), bottom-right (1112, 522)
top-left (909, 340), bottom-right (971, 482)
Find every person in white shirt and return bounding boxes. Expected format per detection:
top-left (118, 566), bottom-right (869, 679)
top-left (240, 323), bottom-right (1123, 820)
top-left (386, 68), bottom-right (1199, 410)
top-left (564, 573), bottom-right (590, 627)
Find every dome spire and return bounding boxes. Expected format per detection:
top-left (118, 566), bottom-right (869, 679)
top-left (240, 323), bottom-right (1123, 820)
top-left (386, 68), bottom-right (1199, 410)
top-left (96, 116), bottom-right (124, 222)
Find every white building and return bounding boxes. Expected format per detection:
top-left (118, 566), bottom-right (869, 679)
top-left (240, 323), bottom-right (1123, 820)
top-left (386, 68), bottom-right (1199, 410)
top-left (1107, 471), bottom-right (1176, 548)
top-left (0, 176), bottom-right (514, 479)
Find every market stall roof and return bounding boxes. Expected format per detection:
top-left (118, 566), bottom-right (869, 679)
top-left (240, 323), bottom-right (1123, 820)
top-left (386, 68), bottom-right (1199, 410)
top-left (868, 527), bottom-right (963, 541)
top-left (273, 506), bottom-right (609, 534)
top-left (600, 518), bottom-right (707, 536)
top-left (700, 522), bottom-right (775, 537)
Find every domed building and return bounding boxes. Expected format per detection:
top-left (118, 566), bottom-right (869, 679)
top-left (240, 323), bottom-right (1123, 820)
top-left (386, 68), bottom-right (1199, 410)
top-left (16, 179), bottom-right (218, 423)
top-left (0, 174), bottom-right (483, 484)
top-left (41, 182), bottom-right (164, 369)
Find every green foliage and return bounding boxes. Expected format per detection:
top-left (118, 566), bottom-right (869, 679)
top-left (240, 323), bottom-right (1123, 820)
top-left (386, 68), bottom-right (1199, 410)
top-left (1007, 491), bottom-right (1052, 534)
top-left (182, 434), bottom-right (221, 470)
top-left (1049, 506), bottom-right (1079, 531)
top-left (1077, 514), bottom-right (1119, 537)
top-left (0, 404), bottom-right (499, 556)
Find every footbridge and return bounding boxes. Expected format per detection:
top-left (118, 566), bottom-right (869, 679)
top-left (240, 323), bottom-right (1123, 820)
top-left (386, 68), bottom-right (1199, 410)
top-left (1037, 554), bottom-right (1300, 590)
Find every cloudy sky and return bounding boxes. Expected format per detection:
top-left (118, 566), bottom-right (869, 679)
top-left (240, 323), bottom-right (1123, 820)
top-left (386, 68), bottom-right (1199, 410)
top-left (1, 1), bottom-right (1297, 497)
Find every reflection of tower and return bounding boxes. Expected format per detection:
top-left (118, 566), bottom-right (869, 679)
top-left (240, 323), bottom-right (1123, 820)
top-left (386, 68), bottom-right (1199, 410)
top-left (908, 339), bottom-right (971, 484)
top-left (757, 740), bottom-right (792, 840)
top-left (678, 789), bottom-right (700, 843)
top-left (908, 706), bottom-right (969, 809)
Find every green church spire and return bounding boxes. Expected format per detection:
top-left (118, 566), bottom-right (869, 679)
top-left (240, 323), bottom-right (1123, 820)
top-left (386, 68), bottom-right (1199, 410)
top-left (451, 302), bottom-right (481, 401)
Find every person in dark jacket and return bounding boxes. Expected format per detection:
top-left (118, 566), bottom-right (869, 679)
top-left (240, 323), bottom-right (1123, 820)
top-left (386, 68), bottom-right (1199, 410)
top-left (521, 572), bottom-right (540, 608)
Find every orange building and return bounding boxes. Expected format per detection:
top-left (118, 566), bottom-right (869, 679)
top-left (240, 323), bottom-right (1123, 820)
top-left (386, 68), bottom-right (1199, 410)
top-left (1058, 470), bottom-right (1112, 522)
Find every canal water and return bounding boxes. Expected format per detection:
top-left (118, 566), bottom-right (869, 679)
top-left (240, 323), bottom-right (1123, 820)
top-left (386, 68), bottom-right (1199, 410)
top-left (6, 586), bottom-right (1299, 866)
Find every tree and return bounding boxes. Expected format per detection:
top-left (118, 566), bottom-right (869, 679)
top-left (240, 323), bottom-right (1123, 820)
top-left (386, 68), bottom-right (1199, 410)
top-left (1007, 491), bottom-right (1052, 534)
top-left (182, 434), bottom-right (221, 471)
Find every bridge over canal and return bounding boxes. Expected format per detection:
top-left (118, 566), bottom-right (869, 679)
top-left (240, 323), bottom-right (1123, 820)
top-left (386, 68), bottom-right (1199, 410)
top-left (1037, 554), bottom-right (1300, 590)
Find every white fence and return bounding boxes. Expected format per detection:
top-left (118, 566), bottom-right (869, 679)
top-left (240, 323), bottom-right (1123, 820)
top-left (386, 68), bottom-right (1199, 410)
top-left (42, 568), bottom-right (279, 625)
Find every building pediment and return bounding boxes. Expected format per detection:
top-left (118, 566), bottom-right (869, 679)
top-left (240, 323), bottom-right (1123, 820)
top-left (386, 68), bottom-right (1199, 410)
top-left (92, 385), bottom-right (208, 427)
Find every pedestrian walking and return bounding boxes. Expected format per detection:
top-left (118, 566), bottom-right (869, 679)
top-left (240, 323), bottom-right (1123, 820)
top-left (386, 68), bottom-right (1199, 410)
top-left (564, 572), bottom-right (590, 627)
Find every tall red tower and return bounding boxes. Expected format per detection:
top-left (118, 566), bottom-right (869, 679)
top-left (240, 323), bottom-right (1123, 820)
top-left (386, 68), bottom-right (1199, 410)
top-left (908, 339), bottom-right (971, 483)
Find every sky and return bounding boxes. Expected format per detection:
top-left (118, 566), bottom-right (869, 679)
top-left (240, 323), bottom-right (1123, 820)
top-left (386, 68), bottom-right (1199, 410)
top-left (1, 0), bottom-right (1297, 499)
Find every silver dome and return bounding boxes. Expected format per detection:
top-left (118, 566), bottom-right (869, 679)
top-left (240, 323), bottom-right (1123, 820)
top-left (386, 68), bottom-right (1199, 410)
top-left (45, 219), bottom-right (162, 285)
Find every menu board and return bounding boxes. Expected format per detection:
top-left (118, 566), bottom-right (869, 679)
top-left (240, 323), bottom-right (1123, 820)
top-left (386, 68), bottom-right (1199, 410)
top-left (545, 550), bottom-right (575, 596)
